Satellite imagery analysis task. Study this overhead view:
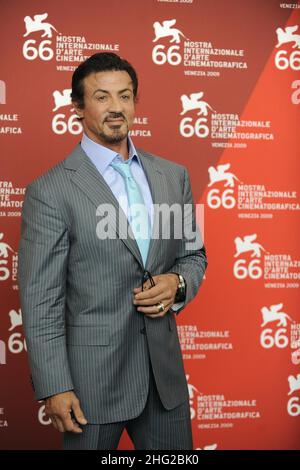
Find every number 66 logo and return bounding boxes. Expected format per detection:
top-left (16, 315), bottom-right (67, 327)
top-left (233, 259), bottom-right (262, 279)
top-left (52, 114), bottom-right (83, 135)
top-left (152, 45), bottom-right (182, 66)
top-left (260, 328), bottom-right (289, 349)
top-left (23, 40), bottom-right (54, 61)
top-left (207, 189), bottom-right (236, 209)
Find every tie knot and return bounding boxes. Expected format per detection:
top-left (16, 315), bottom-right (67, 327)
top-left (110, 160), bottom-right (133, 179)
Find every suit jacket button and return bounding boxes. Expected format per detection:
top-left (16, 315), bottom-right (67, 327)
top-left (140, 327), bottom-right (146, 335)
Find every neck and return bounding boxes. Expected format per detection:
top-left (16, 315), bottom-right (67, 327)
top-left (84, 131), bottom-right (129, 160)
top-left (105, 140), bottom-right (129, 160)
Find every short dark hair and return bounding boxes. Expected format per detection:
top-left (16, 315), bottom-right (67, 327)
top-left (71, 52), bottom-right (138, 109)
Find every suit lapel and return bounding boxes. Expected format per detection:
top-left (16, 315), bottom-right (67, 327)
top-left (65, 145), bottom-right (143, 267)
top-left (64, 144), bottom-right (168, 272)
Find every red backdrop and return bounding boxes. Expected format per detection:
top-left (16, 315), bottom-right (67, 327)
top-left (0, 0), bottom-right (299, 450)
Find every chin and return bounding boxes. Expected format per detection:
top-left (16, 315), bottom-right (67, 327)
top-left (100, 132), bottom-right (128, 144)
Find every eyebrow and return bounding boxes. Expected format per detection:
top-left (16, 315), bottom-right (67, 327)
top-left (92, 88), bottom-right (132, 96)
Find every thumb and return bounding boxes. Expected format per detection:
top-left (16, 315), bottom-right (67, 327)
top-left (72, 398), bottom-right (88, 425)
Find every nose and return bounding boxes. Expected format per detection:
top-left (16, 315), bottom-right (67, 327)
top-left (108, 96), bottom-right (123, 113)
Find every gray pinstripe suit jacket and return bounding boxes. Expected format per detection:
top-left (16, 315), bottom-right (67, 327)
top-left (18, 143), bottom-right (207, 424)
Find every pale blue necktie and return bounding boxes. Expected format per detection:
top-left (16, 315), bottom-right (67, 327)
top-left (110, 159), bottom-right (151, 266)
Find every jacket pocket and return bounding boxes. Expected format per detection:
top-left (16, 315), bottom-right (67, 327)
top-left (66, 325), bottom-right (110, 346)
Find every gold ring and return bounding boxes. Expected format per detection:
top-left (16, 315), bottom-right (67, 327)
top-left (157, 302), bottom-right (165, 313)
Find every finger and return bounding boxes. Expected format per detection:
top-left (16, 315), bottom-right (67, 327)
top-left (58, 411), bottom-right (81, 433)
top-left (134, 293), bottom-right (172, 306)
top-left (146, 313), bottom-right (165, 318)
top-left (53, 416), bottom-right (66, 433)
top-left (72, 418), bottom-right (81, 427)
top-left (145, 300), bottom-right (173, 318)
top-left (72, 403), bottom-right (88, 427)
top-left (145, 305), bottom-right (172, 318)
top-left (71, 419), bottom-right (84, 433)
top-left (133, 274), bottom-right (162, 295)
top-left (133, 287), bottom-right (142, 293)
top-left (133, 279), bottom-right (152, 293)
top-left (72, 400), bottom-right (88, 425)
top-left (138, 301), bottom-right (172, 316)
top-left (63, 416), bottom-right (83, 433)
top-left (134, 283), bottom-right (164, 300)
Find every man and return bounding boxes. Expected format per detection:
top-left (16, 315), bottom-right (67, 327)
top-left (18, 53), bottom-right (207, 450)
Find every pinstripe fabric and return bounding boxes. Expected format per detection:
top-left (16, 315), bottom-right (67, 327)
top-left (63, 421), bottom-right (124, 450)
top-left (18, 143), bottom-right (207, 425)
top-left (63, 359), bottom-right (193, 450)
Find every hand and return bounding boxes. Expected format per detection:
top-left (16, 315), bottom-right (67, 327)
top-left (45, 390), bottom-right (88, 433)
top-left (133, 273), bottom-right (178, 318)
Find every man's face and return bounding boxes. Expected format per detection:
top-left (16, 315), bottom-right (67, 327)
top-left (74, 70), bottom-right (136, 145)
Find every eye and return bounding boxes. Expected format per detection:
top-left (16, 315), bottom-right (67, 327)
top-left (96, 95), bottom-right (107, 101)
top-left (121, 95), bottom-right (130, 100)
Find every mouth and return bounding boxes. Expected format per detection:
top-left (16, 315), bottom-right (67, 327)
top-left (105, 118), bottom-right (125, 124)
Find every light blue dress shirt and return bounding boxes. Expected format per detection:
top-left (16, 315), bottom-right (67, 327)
top-left (81, 132), bottom-right (154, 229)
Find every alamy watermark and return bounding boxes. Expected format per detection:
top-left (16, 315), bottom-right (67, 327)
top-left (95, 200), bottom-right (205, 251)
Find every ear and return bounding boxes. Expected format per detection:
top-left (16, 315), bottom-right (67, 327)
top-left (72, 101), bottom-right (84, 119)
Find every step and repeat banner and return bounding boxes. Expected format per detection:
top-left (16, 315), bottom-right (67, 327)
top-left (1, 0), bottom-right (299, 450)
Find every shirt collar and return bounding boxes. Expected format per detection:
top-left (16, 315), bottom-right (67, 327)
top-left (81, 132), bottom-right (140, 175)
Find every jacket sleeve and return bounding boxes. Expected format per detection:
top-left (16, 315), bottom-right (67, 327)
top-left (18, 181), bottom-right (74, 400)
top-left (167, 166), bottom-right (208, 315)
